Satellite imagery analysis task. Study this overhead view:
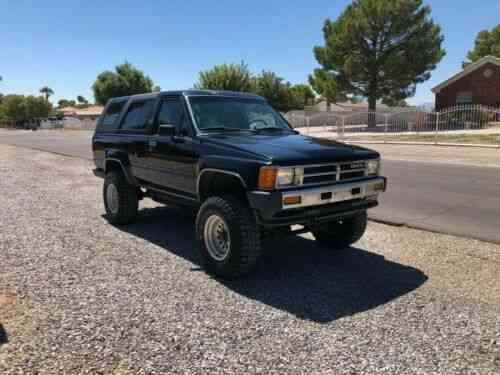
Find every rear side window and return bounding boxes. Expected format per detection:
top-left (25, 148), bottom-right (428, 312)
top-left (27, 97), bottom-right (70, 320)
top-left (101, 101), bottom-right (125, 127)
top-left (95, 101), bottom-right (126, 133)
top-left (120, 99), bottom-right (155, 132)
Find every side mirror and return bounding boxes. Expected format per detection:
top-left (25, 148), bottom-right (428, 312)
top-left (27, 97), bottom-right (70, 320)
top-left (158, 124), bottom-right (175, 136)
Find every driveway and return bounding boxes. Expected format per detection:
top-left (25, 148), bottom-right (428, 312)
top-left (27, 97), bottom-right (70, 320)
top-left (1, 145), bottom-right (499, 374)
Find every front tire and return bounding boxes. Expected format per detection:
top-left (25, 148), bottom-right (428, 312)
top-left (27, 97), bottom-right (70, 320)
top-left (196, 196), bottom-right (262, 279)
top-left (312, 211), bottom-right (367, 250)
top-left (103, 170), bottom-right (138, 224)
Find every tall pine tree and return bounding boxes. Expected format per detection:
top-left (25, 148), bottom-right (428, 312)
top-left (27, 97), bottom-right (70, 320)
top-left (313, 0), bottom-right (444, 126)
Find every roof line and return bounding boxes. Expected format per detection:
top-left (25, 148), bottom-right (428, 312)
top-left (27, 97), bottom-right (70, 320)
top-left (111, 90), bottom-right (264, 101)
top-left (432, 55), bottom-right (500, 93)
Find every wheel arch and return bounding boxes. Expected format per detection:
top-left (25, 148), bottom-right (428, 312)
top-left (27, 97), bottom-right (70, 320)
top-left (197, 169), bottom-right (248, 202)
top-left (104, 157), bottom-right (138, 186)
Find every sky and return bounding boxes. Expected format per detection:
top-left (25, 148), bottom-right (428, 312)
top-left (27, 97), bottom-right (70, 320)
top-left (1, 0), bottom-right (499, 106)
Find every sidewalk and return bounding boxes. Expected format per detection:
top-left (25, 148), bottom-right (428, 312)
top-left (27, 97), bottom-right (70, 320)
top-left (356, 143), bottom-right (500, 168)
top-left (296, 126), bottom-right (500, 137)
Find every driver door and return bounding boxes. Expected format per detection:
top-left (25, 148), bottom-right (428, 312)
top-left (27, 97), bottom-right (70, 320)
top-left (145, 96), bottom-right (198, 197)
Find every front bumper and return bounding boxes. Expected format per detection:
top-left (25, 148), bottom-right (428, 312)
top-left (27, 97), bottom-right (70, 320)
top-left (247, 177), bottom-right (386, 227)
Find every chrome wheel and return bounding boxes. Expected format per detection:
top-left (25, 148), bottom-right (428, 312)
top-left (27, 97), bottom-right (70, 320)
top-left (204, 214), bottom-right (231, 261)
top-left (106, 183), bottom-right (119, 214)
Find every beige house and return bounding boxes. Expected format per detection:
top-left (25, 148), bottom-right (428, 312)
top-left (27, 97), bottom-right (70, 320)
top-left (59, 105), bottom-right (103, 119)
top-left (58, 105), bottom-right (104, 130)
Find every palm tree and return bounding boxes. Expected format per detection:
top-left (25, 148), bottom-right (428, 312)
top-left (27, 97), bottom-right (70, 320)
top-left (39, 86), bottom-right (54, 102)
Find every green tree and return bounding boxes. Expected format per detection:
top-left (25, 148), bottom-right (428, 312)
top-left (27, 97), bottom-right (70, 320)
top-left (290, 84), bottom-right (315, 107)
top-left (58, 99), bottom-right (77, 108)
top-left (309, 69), bottom-right (346, 111)
top-left (1, 95), bottom-right (27, 121)
top-left (253, 71), bottom-right (286, 110)
top-left (0, 94), bottom-right (4, 121)
top-left (465, 25), bottom-right (500, 66)
top-left (76, 95), bottom-right (89, 106)
top-left (195, 62), bottom-right (252, 92)
top-left (382, 97), bottom-right (409, 107)
top-left (39, 86), bottom-right (54, 102)
top-left (92, 62), bottom-right (154, 105)
top-left (313, 0), bottom-right (444, 125)
top-left (1, 95), bottom-right (51, 122)
top-left (25, 95), bottom-right (52, 119)
top-left (252, 71), bottom-right (302, 112)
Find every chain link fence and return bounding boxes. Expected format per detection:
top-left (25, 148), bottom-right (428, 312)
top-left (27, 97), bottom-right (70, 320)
top-left (284, 105), bottom-right (500, 146)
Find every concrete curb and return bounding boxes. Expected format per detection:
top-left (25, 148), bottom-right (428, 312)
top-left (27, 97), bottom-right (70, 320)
top-left (346, 140), bottom-right (500, 149)
top-left (367, 216), bottom-right (500, 246)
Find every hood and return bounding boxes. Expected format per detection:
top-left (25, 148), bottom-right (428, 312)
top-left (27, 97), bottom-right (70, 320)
top-left (201, 132), bottom-right (379, 165)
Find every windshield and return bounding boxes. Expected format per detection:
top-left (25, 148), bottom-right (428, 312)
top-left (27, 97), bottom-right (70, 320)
top-left (188, 96), bottom-right (292, 132)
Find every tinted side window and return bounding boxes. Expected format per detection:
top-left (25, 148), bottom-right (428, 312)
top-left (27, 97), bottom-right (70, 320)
top-left (101, 101), bottom-right (125, 127)
top-left (158, 100), bottom-right (183, 127)
top-left (156, 100), bottom-right (191, 135)
top-left (120, 100), bottom-right (155, 132)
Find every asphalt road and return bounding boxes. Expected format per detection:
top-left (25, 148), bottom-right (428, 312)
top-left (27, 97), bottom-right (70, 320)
top-left (1, 130), bottom-right (499, 244)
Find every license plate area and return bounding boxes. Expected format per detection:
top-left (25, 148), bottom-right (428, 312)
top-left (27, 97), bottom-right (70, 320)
top-left (281, 178), bottom-right (385, 210)
top-left (334, 187), bottom-right (362, 202)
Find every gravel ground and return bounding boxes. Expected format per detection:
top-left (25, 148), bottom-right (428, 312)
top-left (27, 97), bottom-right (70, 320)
top-left (0, 144), bottom-right (499, 374)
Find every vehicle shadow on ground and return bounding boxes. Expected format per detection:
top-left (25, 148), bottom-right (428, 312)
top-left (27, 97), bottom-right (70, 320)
top-left (0, 324), bottom-right (7, 346)
top-left (113, 206), bottom-right (428, 323)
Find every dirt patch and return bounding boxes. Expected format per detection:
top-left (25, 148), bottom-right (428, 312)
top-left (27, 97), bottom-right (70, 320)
top-left (0, 294), bottom-right (17, 346)
top-left (0, 294), bottom-right (16, 308)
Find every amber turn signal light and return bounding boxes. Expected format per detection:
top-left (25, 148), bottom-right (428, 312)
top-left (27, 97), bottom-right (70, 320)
top-left (258, 167), bottom-right (277, 189)
top-left (283, 196), bottom-right (301, 205)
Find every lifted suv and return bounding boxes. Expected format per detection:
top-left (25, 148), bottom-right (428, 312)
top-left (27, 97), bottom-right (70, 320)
top-left (92, 90), bottom-right (386, 278)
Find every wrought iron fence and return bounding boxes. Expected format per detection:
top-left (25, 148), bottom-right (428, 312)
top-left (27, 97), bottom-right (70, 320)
top-left (284, 105), bottom-right (500, 146)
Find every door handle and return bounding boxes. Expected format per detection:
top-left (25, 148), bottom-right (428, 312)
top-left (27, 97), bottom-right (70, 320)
top-left (172, 136), bottom-right (186, 144)
top-left (148, 139), bottom-right (157, 151)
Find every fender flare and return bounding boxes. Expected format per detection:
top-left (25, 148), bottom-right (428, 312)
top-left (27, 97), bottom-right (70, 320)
top-left (196, 168), bottom-right (248, 200)
top-left (104, 157), bottom-right (139, 186)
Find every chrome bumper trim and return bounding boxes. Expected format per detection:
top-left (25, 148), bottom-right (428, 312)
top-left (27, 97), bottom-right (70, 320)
top-left (281, 177), bottom-right (386, 210)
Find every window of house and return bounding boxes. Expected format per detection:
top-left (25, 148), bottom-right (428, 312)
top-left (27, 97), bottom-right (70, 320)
top-left (483, 68), bottom-right (493, 78)
top-left (456, 92), bottom-right (473, 105)
top-left (120, 99), bottom-right (155, 131)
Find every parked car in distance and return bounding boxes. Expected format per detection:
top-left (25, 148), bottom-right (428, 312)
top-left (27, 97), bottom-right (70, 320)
top-left (92, 90), bottom-right (386, 278)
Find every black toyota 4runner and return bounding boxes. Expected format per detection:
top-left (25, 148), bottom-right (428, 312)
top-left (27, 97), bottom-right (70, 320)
top-left (93, 90), bottom-right (386, 278)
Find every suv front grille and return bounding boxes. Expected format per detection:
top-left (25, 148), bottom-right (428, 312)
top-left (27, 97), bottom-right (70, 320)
top-left (302, 161), bottom-right (367, 186)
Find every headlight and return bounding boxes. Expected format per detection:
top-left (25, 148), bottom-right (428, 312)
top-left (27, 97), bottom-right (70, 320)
top-left (366, 160), bottom-right (380, 176)
top-left (276, 168), bottom-right (294, 186)
top-left (258, 167), bottom-right (303, 189)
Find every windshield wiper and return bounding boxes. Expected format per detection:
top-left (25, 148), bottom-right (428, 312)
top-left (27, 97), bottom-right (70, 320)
top-left (201, 126), bottom-right (250, 133)
top-left (253, 127), bottom-right (287, 133)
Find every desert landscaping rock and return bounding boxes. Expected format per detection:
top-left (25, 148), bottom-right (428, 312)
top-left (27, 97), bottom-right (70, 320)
top-left (0, 144), bottom-right (499, 374)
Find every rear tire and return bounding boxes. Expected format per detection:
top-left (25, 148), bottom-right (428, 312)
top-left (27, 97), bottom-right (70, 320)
top-left (103, 170), bottom-right (138, 224)
top-left (196, 196), bottom-right (262, 279)
top-left (312, 211), bottom-right (367, 250)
